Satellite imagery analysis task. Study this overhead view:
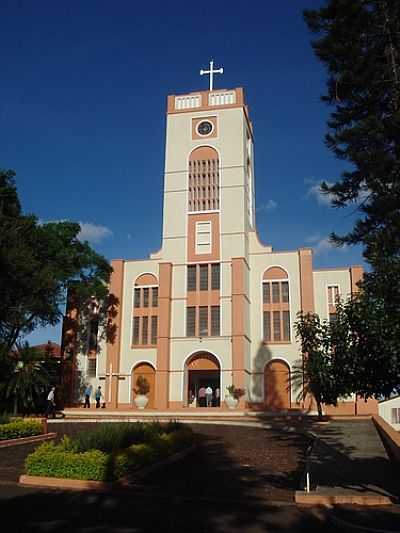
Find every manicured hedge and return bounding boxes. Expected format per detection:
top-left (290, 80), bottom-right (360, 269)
top-left (0, 419), bottom-right (42, 441)
top-left (25, 423), bottom-right (195, 481)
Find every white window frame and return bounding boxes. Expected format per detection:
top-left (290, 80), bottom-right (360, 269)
top-left (195, 221), bottom-right (212, 254)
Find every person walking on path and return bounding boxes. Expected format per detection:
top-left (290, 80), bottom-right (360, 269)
top-left (198, 386), bottom-right (206, 407)
top-left (84, 384), bottom-right (92, 408)
top-left (95, 386), bottom-right (103, 409)
top-left (205, 385), bottom-right (213, 407)
top-left (45, 387), bottom-right (56, 419)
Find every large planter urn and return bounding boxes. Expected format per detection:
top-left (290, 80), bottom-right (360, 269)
top-left (225, 395), bottom-right (239, 410)
top-left (134, 394), bottom-right (149, 410)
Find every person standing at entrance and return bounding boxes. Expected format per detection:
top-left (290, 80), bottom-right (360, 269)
top-left (45, 387), bottom-right (56, 419)
top-left (198, 386), bottom-right (206, 407)
top-left (215, 387), bottom-right (220, 407)
top-left (95, 386), bottom-right (102, 408)
top-left (205, 385), bottom-right (213, 407)
top-left (84, 384), bottom-right (92, 408)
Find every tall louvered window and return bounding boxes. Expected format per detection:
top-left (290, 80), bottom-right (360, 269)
top-left (262, 268), bottom-right (291, 343)
top-left (188, 147), bottom-right (220, 212)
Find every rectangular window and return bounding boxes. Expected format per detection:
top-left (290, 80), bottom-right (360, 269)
top-left (281, 282), bottom-right (289, 303)
top-left (151, 316), bottom-right (158, 345)
top-left (282, 311), bottom-right (290, 341)
top-left (273, 311), bottom-right (281, 341)
top-left (142, 316), bottom-right (148, 345)
top-left (391, 408), bottom-right (400, 424)
top-left (88, 318), bottom-right (99, 352)
top-left (151, 287), bottom-right (158, 308)
top-left (200, 264), bottom-right (208, 291)
top-left (143, 288), bottom-right (149, 307)
top-left (195, 221), bottom-right (212, 254)
top-left (263, 283), bottom-right (270, 304)
top-left (211, 263), bottom-right (220, 290)
top-left (132, 317), bottom-right (140, 345)
top-left (199, 306), bottom-right (208, 336)
top-left (187, 265), bottom-right (197, 291)
top-left (134, 288), bottom-right (141, 308)
top-left (186, 307), bottom-right (196, 337)
top-left (263, 311), bottom-right (271, 341)
top-left (328, 285), bottom-right (339, 305)
top-left (329, 313), bottom-right (337, 323)
top-left (272, 282), bottom-right (280, 303)
top-left (87, 358), bottom-right (97, 378)
top-left (211, 306), bottom-right (220, 336)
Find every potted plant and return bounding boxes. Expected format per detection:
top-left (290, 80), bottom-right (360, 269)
top-left (225, 385), bottom-right (246, 409)
top-left (133, 375), bottom-right (150, 409)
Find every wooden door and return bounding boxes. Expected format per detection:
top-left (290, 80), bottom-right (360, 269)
top-left (264, 360), bottom-right (290, 410)
top-left (132, 363), bottom-right (155, 408)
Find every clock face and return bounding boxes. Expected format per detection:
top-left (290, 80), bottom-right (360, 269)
top-left (197, 121), bottom-right (213, 136)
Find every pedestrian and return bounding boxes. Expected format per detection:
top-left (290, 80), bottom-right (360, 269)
top-left (215, 387), bottom-right (220, 407)
top-left (198, 386), bottom-right (206, 407)
top-left (205, 385), bottom-right (213, 407)
top-left (84, 384), bottom-right (92, 408)
top-left (45, 387), bottom-right (56, 419)
top-left (95, 386), bottom-right (102, 408)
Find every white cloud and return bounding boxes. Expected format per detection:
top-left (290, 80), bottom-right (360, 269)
top-left (77, 222), bottom-right (113, 244)
top-left (256, 199), bottom-right (278, 212)
top-left (306, 179), bottom-right (335, 206)
top-left (308, 235), bottom-right (348, 255)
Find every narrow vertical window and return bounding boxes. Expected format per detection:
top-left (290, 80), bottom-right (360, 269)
top-left (211, 306), bottom-right (220, 336)
top-left (281, 282), bottom-right (289, 303)
top-left (142, 316), bottom-right (148, 345)
top-left (263, 311), bottom-right (271, 341)
top-left (151, 316), bottom-right (158, 345)
top-left (211, 263), bottom-right (220, 290)
top-left (282, 311), bottom-right (290, 341)
top-left (186, 307), bottom-right (196, 337)
top-left (199, 306), bottom-right (208, 336)
top-left (88, 318), bottom-right (99, 352)
top-left (272, 282), bottom-right (280, 303)
top-left (187, 265), bottom-right (197, 291)
top-left (134, 288), bottom-right (141, 308)
top-left (133, 317), bottom-right (140, 345)
top-left (143, 288), bottom-right (149, 307)
top-left (196, 221), bottom-right (212, 254)
top-left (87, 358), bottom-right (97, 378)
top-left (200, 264), bottom-right (208, 291)
top-left (273, 311), bottom-right (281, 341)
top-left (263, 283), bottom-right (270, 304)
top-left (151, 287), bottom-right (158, 307)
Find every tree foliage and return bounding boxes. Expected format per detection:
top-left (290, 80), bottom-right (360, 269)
top-left (304, 0), bottom-right (400, 261)
top-left (0, 169), bottom-right (112, 352)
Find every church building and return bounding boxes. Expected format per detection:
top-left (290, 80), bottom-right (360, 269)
top-left (63, 64), bottom-right (377, 415)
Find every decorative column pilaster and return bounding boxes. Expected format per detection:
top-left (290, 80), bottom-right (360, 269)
top-left (156, 262), bottom-right (172, 410)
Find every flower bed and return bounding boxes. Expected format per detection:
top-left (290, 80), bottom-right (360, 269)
top-left (0, 419), bottom-right (43, 441)
top-left (25, 421), bottom-right (195, 482)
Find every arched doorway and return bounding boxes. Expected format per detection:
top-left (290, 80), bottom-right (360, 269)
top-left (264, 360), bottom-right (291, 410)
top-left (131, 362), bottom-right (155, 408)
top-left (185, 352), bottom-right (220, 408)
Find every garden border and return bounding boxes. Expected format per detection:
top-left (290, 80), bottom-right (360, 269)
top-left (19, 443), bottom-right (197, 491)
top-left (0, 432), bottom-right (56, 449)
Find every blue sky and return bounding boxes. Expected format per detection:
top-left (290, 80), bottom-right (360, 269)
top-left (1, 1), bottom-right (364, 344)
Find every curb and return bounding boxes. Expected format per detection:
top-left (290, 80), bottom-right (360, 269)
top-left (295, 490), bottom-right (393, 506)
top-left (0, 432), bottom-right (57, 449)
top-left (19, 444), bottom-right (197, 491)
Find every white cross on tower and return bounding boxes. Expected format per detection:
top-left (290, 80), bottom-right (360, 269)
top-left (200, 60), bottom-right (224, 91)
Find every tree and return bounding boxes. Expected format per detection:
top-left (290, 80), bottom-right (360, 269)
top-left (304, 1), bottom-right (400, 398)
top-left (0, 169), bottom-right (112, 352)
top-left (304, 1), bottom-right (400, 262)
top-left (1, 342), bottom-right (51, 414)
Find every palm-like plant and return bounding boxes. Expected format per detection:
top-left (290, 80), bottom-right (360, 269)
top-left (1, 342), bottom-right (51, 414)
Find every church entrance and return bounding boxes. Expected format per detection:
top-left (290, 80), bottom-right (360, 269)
top-left (185, 352), bottom-right (220, 407)
top-left (264, 359), bottom-right (291, 410)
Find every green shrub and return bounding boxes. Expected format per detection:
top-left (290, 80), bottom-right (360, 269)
top-left (25, 442), bottom-right (109, 481)
top-left (73, 422), bottom-right (151, 453)
top-left (0, 413), bottom-right (10, 425)
top-left (0, 419), bottom-right (42, 440)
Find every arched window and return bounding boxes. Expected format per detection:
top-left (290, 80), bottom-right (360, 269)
top-left (132, 274), bottom-right (158, 347)
top-left (262, 267), bottom-right (291, 343)
top-left (188, 146), bottom-right (219, 212)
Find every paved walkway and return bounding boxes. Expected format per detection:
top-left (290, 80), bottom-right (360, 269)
top-left (307, 420), bottom-right (399, 500)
